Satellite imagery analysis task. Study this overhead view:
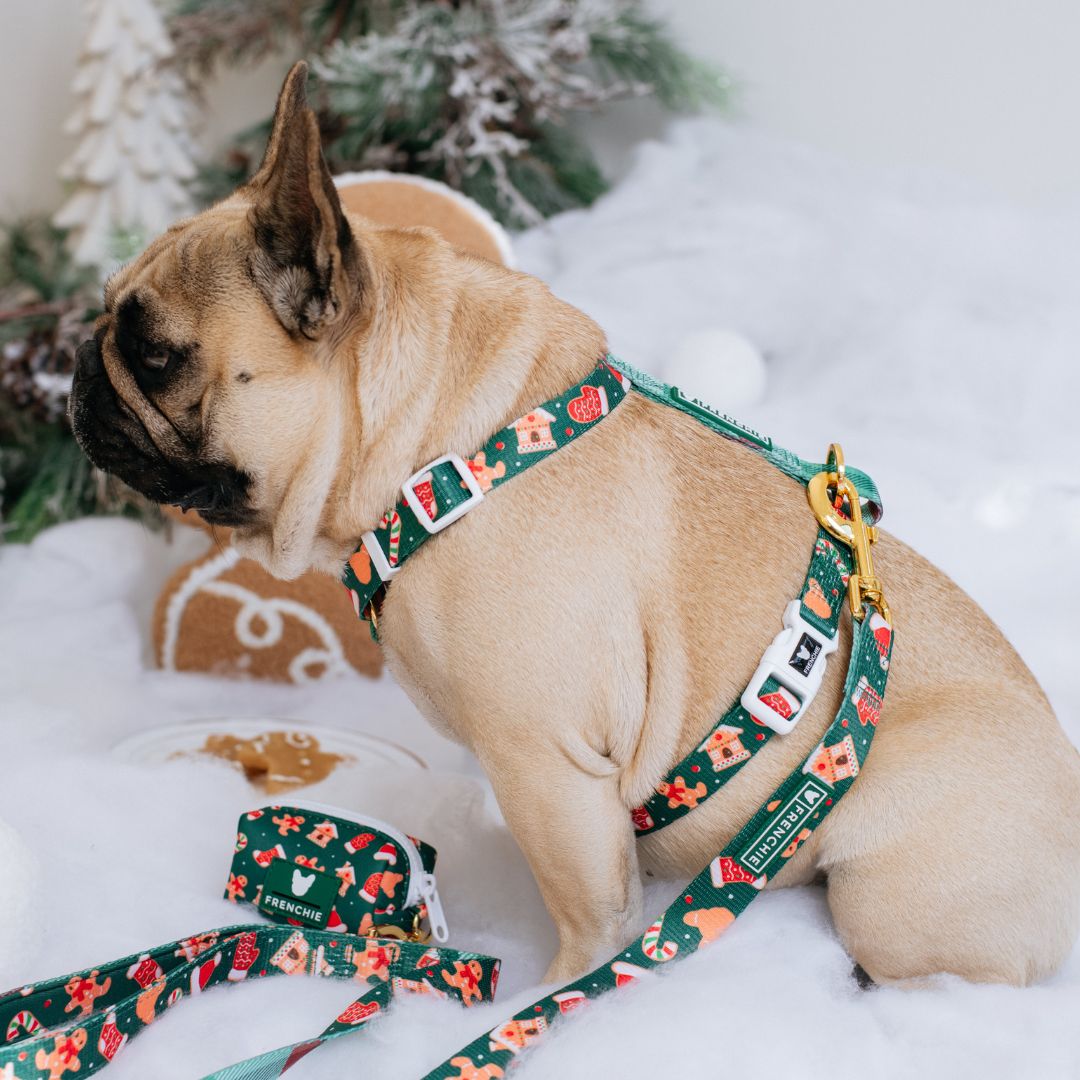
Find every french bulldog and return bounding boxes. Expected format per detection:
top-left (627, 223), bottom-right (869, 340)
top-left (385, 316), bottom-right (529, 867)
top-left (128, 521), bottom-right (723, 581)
top-left (71, 62), bottom-right (1080, 986)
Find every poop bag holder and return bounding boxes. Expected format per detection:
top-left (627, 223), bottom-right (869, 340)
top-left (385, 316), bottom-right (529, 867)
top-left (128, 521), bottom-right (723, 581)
top-left (226, 801), bottom-right (449, 942)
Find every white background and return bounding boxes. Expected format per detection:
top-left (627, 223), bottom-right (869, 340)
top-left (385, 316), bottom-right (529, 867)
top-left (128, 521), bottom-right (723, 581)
top-left (4, 0), bottom-right (1080, 216)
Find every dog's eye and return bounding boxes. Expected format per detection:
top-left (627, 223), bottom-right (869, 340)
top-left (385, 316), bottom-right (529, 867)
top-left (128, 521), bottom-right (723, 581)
top-left (143, 351), bottom-right (171, 371)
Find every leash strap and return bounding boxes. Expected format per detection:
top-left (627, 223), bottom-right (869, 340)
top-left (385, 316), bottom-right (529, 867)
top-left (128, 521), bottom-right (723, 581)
top-left (420, 602), bottom-right (894, 1078)
top-left (0, 925), bottom-right (499, 1079)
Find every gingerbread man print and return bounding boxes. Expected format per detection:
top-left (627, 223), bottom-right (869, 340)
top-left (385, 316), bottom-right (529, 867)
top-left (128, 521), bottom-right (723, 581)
top-left (464, 451), bottom-right (506, 492)
top-left (226, 872), bottom-right (248, 901)
top-left (35, 1029), bottom-right (87, 1080)
top-left (449, 1058), bottom-right (504, 1080)
top-left (63, 970), bottom-right (111, 1018)
top-left (442, 960), bottom-right (485, 1006)
top-left (272, 813), bottom-right (305, 836)
top-left (657, 775), bottom-right (708, 810)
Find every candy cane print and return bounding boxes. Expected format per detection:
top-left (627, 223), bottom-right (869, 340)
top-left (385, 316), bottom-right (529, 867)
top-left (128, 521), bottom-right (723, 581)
top-left (641, 919), bottom-right (679, 962)
top-left (379, 511), bottom-right (402, 567)
top-left (5, 1009), bottom-right (41, 1041)
top-left (814, 535), bottom-right (850, 584)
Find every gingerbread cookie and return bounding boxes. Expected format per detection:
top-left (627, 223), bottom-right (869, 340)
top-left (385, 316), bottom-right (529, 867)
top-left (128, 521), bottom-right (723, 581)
top-left (154, 517), bottom-right (383, 684)
top-left (198, 731), bottom-right (350, 793)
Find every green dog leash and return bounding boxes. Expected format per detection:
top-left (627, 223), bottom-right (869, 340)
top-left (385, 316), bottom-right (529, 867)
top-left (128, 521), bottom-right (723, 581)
top-left (0, 925), bottom-right (500, 1079)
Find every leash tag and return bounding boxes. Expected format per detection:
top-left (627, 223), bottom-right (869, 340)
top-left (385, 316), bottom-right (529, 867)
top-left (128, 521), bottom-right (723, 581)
top-left (668, 387), bottom-right (773, 449)
top-left (741, 600), bottom-right (839, 733)
top-left (258, 859), bottom-right (339, 929)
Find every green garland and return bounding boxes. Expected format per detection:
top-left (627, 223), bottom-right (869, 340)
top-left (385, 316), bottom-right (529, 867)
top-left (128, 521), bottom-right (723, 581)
top-left (174, 0), bottom-right (727, 226)
top-left (1, 1), bottom-right (724, 541)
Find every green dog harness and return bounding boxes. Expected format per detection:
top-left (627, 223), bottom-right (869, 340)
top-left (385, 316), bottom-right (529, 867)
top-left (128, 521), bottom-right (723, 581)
top-left (341, 353), bottom-right (895, 1077)
top-left (0, 356), bottom-right (893, 1078)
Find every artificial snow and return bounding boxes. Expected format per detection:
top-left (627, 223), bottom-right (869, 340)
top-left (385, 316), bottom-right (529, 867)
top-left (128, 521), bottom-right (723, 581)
top-left (2, 118), bottom-right (1079, 1078)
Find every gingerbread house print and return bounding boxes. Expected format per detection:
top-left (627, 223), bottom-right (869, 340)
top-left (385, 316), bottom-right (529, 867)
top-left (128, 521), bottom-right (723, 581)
top-left (513, 408), bottom-right (557, 454)
top-left (803, 734), bottom-right (859, 787)
top-left (698, 724), bottom-right (750, 772)
top-left (269, 930), bottom-right (310, 976)
top-left (307, 820), bottom-right (339, 848)
top-left (490, 1015), bottom-right (547, 1054)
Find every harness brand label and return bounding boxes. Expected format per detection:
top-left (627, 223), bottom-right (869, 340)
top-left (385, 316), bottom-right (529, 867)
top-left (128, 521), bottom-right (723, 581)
top-left (258, 859), bottom-right (339, 928)
top-left (669, 387), bottom-right (773, 449)
top-left (738, 777), bottom-right (831, 875)
top-left (788, 632), bottom-right (822, 677)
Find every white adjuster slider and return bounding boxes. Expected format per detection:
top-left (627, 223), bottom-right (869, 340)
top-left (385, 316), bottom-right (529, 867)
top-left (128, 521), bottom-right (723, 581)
top-left (361, 529), bottom-right (400, 581)
top-left (403, 453), bottom-right (484, 535)
top-left (361, 453), bottom-right (485, 582)
top-left (741, 600), bottom-right (839, 734)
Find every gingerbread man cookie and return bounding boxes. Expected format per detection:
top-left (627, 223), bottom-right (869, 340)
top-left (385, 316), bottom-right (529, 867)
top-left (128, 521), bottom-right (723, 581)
top-left (657, 775), bottom-right (708, 810)
top-left (465, 451), bottom-right (506, 492)
top-left (272, 813), bottom-right (305, 837)
top-left (349, 939), bottom-right (399, 982)
top-left (136, 978), bottom-right (167, 1025)
top-left (450, 1057), bottom-right (505, 1080)
top-left (225, 872), bottom-right (248, 901)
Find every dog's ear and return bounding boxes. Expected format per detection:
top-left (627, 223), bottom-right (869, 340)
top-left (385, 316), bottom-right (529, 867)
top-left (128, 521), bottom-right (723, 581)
top-left (247, 61), bottom-right (360, 339)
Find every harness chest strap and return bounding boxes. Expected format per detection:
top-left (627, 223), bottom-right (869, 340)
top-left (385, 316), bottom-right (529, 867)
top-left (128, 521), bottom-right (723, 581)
top-left (421, 605), bottom-right (894, 1079)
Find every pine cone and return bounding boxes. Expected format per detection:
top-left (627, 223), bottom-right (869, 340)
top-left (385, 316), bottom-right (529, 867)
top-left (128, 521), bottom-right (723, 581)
top-left (0, 307), bottom-right (93, 425)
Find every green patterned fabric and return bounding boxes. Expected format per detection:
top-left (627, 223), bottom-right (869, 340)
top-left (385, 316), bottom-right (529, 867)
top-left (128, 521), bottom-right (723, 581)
top-left (0, 356), bottom-right (893, 1078)
top-left (333, 353), bottom-right (894, 1077)
top-left (341, 361), bottom-right (632, 636)
top-left (632, 529), bottom-right (856, 836)
top-left (421, 609), bottom-right (893, 1078)
top-left (224, 804), bottom-right (442, 940)
top-left (0, 925), bottom-right (499, 1080)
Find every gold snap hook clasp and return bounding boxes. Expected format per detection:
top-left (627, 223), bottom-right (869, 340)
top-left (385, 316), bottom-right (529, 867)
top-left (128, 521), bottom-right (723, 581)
top-left (807, 442), bottom-right (891, 623)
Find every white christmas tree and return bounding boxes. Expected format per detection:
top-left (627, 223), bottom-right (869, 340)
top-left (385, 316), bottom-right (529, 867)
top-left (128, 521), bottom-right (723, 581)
top-left (55, 0), bottom-right (197, 269)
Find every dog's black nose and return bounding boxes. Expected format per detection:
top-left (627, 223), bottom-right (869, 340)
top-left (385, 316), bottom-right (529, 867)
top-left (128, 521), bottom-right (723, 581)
top-left (75, 336), bottom-right (104, 376)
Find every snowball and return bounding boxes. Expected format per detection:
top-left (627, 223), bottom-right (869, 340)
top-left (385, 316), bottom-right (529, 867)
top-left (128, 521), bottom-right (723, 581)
top-left (663, 328), bottom-right (768, 410)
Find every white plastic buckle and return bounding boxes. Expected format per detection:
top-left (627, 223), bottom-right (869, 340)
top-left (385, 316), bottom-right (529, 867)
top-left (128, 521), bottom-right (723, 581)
top-left (740, 600), bottom-right (839, 734)
top-left (361, 530), bottom-right (400, 581)
top-left (360, 453), bottom-right (484, 582)
top-left (403, 453), bottom-right (484, 535)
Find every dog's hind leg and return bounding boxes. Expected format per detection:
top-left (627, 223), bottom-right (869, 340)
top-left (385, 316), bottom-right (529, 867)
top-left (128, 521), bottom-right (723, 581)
top-left (477, 733), bottom-right (643, 983)
top-left (819, 687), bottom-right (1080, 986)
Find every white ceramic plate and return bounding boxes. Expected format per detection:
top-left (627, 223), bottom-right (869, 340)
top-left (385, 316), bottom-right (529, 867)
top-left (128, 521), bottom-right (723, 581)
top-left (113, 718), bottom-right (428, 773)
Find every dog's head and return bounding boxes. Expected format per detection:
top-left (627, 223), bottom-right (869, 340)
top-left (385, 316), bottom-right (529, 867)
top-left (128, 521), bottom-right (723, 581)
top-left (70, 62), bottom-right (364, 568)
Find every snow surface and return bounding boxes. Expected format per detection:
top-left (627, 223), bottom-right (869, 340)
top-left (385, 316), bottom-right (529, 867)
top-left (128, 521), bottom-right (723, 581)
top-left (2, 118), bottom-right (1080, 1078)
